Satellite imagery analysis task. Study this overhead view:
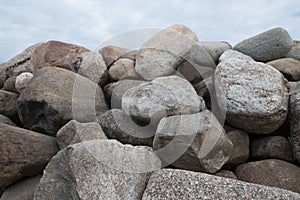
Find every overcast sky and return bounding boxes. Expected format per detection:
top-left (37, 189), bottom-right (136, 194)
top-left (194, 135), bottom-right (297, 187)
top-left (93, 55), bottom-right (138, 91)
top-left (1, 0), bottom-right (299, 63)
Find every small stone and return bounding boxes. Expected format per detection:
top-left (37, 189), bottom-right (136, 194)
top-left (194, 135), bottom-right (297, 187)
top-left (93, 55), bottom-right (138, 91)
top-left (15, 72), bottom-right (33, 93)
top-left (219, 49), bottom-right (254, 63)
top-left (215, 170), bottom-right (237, 180)
top-left (3, 76), bottom-right (17, 93)
top-left (234, 27), bottom-right (293, 62)
top-left (109, 58), bottom-right (138, 81)
top-left (99, 45), bottom-right (129, 68)
top-left (267, 58), bottom-right (300, 81)
top-left (285, 40), bottom-right (300, 61)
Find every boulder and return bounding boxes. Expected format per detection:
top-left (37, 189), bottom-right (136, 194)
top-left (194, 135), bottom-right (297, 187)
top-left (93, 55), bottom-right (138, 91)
top-left (198, 41), bottom-right (232, 63)
top-left (73, 51), bottom-right (109, 87)
top-left (3, 76), bottom-right (17, 93)
top-left (285, 40), bottom-right (300, 61)
top-left (122, 76), bottom-right (205, 124)
top-left (121, 50), bottom-right (138, 60)
top-left (153, 110), bottom-right (233, 173)
top-left (15, 72), bottom-right (33, 93)
top-left (56, 120), bottom-right (107, 149)
top-left (99, 45), bottom-right (130, 68)
top-left (234, 27), bottom-right (293, 62)
top-left (30, 41), bottom-right (89, 72)
top-left (219, 49), bottom-right (254, 63)
top-left (0, 123), bottom-right (58, 188)
top-left (251, 136), bottom-right (294, 162)
top-left (0, 64), bottom-right (6, 88)
top-left (0, 90), bottom-right (18, 119)
top-left (33, 140), bottom-right (161, 200)
top-left (267, 58), bottom-right (300, 81)
top-left (215, 58), bottom-right (289, 134)
top-left (235, 159), bottom-right (300, 194)
top-left (97, 109), bottom-right (154, 146)
top-left (17, 67), bottom-right (108, 136)
top-left (215, 170), bottom-right (237, 179)
top-left (104, 79), bottom-right (147, 109)
top-left (108, 58), bottom-right (138, 81)
top-left (142, 169), bottom-right (300, 199)
top-left (0, 115), bottom-right (16, 126)
top-left (0, 176), bottom-right (41, 200)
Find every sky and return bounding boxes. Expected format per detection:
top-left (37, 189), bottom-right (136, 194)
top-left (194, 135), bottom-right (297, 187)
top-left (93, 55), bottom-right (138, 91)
top-left (1, 0), bottom-right (300, 63)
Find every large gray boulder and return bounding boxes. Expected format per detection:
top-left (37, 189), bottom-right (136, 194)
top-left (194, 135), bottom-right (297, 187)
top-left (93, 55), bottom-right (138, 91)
top-left (142, 169), bottom-right (300, 200)
top-left (122, 76), bottom-right (205, 124)
top-left (17, 67), bottom-right (108, 136)
top-left (215, 58), bottom-right (289, 134)
top-left (153, 110), bottom-right (233, 173)
top-left (234, 27), bottom-right (293, 62)
top-left (33, 140), bottom-right (161, 200)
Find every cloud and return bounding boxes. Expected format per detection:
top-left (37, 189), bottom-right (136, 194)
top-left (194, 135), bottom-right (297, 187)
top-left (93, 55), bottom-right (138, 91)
top-left (0, 0), bottom-right (299, 63)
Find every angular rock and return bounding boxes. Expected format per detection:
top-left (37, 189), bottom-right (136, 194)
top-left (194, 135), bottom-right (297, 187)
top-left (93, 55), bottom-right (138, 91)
top-left (0, 90), bottom-right (18, 119)
top-left (97, 109), bottom-right (154, 146)
top-left (235, 159), bottom-right (300, 194)
top-left (15, 72), bottom-right (33, 93)
top-left (142, 169), bottom-right (300, 200)
top-left (99, 45), bottom-right (129, 68)
top-left (17, 67), bottom-right (108, 136)
top-left (224, 129), bottom-right (249, 168)
top-left (56, 120), bottom-right (107, 149)
top-left (250, 136), bottom-right (294, 162)
top-left (104, 79), bottom-right (147, 109)
top-left (234, 27), bottom-right (293, 62)
top-left (215, 58), bottom-right (289, 134)
top-left (215, 170), bottom-right (237, 180)
top-left (0, 175), bottom-right (41, 200)
top-left (0, 115), bottom-right (16, 126)
top-left (198, 41), bottom-right (232, 63)
top-left (285, 40), bottom-right (300, 61)
top-left (3, 76), bottom-right (17, 93)
top-left (153, 110), bottom-right (233, 173)
top-left (219, 49), bottom-right (254, 63)
top-left (34, 140), bottom-right (161, 200)
top-left (267, 58), bottom-right (300, 81)
top-left (30, 41), bottom-right (89, 72)
top-left (288, 81), bottom-right (300, 162)
top-left (73, 51), bottom-right (109, 87)
top-left (122, 76), bottom-right (205, 124)
top-left (0, 123), bottom-right (58, 188)
top-left (109, 58), bottom-right (138, 81)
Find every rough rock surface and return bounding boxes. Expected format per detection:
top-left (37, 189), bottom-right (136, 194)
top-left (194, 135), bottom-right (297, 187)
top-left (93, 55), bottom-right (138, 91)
top-left (122, 76), bottom-right (205, 124)
top-left (34, 140), bottom-right (161, 200)
top-left (142, 169), bottom-right (300, 200)
top-left (153, 110), bottom-right (233, 173)
top-left (251, 136), bottom-right (294, 162)
top-left (109, 58), bottom-right (138, 81)
top-left (267, 58), bottom-right (300, 81)
top-left (30, 41), bottom-right (89, 72)
top-left (97, 109), bottom-right (154, 146)
top-left (0, 90), bottom-right (18, 119)
top-left (99, 45), bottom-right (130, 67)
top-left (219, 49), bottom-right (254, 63)
top-left (215, 58), bottom-right (289, 134)
top-left (235, 159), bottom-right (300, 194)
top-left (56, 120), bottom-right (107, 149)
top-left (0, 176), bottom-right (41, 200)
top-left (0, 123), bottom-right (58, 188)
top-left (15, 72), bottom-right (33, 93)
top-left (17, 67), bottom-right (108, 136)
top-left (285, 40), bottom-right (300, 61)
top-left (234, 27), bottom-right (293, 62)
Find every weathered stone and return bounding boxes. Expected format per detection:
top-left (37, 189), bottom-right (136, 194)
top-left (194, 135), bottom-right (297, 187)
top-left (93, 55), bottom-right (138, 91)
top-left (15, 72), bottom-right (33, 93)
top-left (142, 169), bottom-right (300, 199)
top-left (285, 40), bottom-right (300, 61)
top-left (17, 67), bottom-right (108, 136)
top-left (224, 129), bottom-right (249, 168)
top-left (97, 109), bottom-right (154, 146)
top-left (215, 58), bottom-right (289, 134)
top-left (30, 41), bottom-right (89, 72)
top-left (198, 41), bottom-right (232, 63)
top-left (250, 136), bottom-right (294, 162)
top-left (235, 159), bottom-right (300, 194)
top-left (165, 24), bottom-right (199, 42)
top-left (219, 49), bottom-right (254, 63)
top-left (73, 51), bottom-right (109, 87)
top-left (109, 58), bottom-right (138, 81)
top-left (99, 45), bottom-right (129, 67)
top-left (288, 81), bottom-right (300, 162)
top-left (56, 120), bottom-right (107, 149)
top-left (121, 50), bottom-right (138, 60)
top-left (0, 90), bottom-right (18, 119)
top-left (0, 175), bottom-right (41, 200)
top-left (34, 140), bottom-right (161, 200)
top-left (267, 58), bottom-right (300, 81)
top-left (234, 27), bottom-right (293, 62)
top-left (122, 76), bottom-right (205, 124)
top-left (0, 115), bottom-right (16, 126)
top-left (3, 76), bottom-right (17, 93)
top-left (215, 170), bottom-right (237, 179)
top-left (0, 123), bottom-right (58, 188)
top-left (153, 110), bottom-right (233, 173)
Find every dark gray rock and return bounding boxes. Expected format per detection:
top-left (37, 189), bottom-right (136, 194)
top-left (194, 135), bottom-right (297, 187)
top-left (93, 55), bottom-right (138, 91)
top-left (0, 90), bottom-right (18, 119)
top-left (234, 27), bottom-right (293, 62)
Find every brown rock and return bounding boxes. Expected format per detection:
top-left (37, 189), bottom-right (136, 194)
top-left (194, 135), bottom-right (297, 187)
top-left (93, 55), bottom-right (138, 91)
top-left (235, 159), bottom-right (300, 194)
top-left (30, 41), bottom-right (89, 72)
top-left (0, 114), bottom-right (16, 126)
top-left (99, 45), bottom-right (129, 68)
top-left (0, 123), bottom-right (58, 188)
top-left (267, 58), bottom-right (300, 81)
top-left (285, 40), bottom-right (300, 61)
top-left (108, 58), bottom-right (138, 81)
top-left (215, 170), bottom-right (237, 179)
top-left (0, 90), bottom-right (18, 119)
top-left (121, 50), bottom-right (138, 60)
top-left (3, 76), bottom-right (17, 93)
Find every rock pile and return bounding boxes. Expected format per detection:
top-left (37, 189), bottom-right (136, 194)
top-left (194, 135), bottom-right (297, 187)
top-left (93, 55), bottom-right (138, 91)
top-left (0, 24), bottom-right (300, 199)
